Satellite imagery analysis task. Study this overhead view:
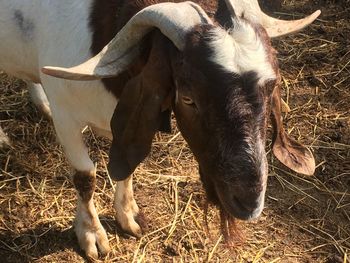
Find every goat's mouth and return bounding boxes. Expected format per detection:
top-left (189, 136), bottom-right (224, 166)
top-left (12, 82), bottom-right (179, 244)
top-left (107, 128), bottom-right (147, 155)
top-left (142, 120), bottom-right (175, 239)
top-left (199, 168), bottom-right (267, 245)
top-left (212, 176), bottom-right (266, 221)
top-left (215, 188), bottom-right (265, 221)
top-left (199, 168), bottom-right (265, 221)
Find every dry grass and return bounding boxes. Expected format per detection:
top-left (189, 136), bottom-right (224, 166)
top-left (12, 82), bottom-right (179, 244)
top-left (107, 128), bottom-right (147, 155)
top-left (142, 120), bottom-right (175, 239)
top-left (1, 0), bottom-right (349, 262)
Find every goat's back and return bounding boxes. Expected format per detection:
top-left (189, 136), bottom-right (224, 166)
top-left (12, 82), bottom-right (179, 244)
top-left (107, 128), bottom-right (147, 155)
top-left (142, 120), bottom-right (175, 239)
top-left (0, 0), bottom-right (95, 82)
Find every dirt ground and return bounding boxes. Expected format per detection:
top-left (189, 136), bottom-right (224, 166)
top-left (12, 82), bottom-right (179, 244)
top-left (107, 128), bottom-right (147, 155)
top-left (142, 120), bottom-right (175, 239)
top-left (0, 0), bottom-right (349, 262)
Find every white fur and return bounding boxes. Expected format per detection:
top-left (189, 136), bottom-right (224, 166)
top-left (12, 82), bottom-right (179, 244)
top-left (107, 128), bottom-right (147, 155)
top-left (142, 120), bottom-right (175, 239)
top-left (208, 19), bottom-right (276, 85)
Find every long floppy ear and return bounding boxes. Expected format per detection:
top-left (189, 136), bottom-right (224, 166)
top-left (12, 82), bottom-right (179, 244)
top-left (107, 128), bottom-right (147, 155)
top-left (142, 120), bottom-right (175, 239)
top-left (107, 32), bottom-right (174, 181)
top-left (271, 85), bottom-right (316, 175)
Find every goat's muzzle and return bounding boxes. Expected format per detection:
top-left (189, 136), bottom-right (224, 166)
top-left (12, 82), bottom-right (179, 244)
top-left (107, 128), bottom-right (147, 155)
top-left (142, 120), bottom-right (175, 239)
top-left (215, 179), bottom-right (266, 221)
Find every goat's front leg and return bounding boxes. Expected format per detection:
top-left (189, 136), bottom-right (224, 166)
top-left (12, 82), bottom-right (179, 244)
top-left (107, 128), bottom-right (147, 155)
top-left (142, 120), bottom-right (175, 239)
top-left (53, 116), bottom-right (110, 259)
top-left (114, 175), bottom-right (142, 237)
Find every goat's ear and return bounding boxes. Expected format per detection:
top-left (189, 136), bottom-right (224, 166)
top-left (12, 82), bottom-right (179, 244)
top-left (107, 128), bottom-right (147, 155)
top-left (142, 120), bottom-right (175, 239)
top-left (271, 86), bottom-right (316, 176)
top-left (107, 32), bottom-right (174, 181)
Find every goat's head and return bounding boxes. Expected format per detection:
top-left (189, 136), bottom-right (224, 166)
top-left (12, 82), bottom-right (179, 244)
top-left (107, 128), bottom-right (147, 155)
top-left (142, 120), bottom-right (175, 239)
top-left (42, 1), bottom-right (318, 222)
top-left (170, 21), bottom-right (279, 220)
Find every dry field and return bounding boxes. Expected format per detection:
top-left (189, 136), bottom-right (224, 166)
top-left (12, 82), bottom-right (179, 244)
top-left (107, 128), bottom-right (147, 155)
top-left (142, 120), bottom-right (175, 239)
top-left (0, 0), bottom-right (349, 262)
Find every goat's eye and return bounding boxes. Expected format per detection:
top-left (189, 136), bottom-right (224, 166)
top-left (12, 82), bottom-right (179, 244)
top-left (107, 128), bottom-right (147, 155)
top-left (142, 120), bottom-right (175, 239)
top-left (182, 96), bottom-right (195, 105)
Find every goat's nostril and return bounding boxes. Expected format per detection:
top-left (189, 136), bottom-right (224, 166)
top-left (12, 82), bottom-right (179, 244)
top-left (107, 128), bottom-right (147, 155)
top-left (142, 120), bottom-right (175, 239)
top-left (233, 196), bottom-right (258, 213)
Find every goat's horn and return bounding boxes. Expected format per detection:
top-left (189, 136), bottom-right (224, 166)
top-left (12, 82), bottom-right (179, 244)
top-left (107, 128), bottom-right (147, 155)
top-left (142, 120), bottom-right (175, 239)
top-left (261, 10), bottom-right (321, 37)
top-left (42, 2), bottom-right (212, 80)
top-left (224, 0), bottom-right (321, 37)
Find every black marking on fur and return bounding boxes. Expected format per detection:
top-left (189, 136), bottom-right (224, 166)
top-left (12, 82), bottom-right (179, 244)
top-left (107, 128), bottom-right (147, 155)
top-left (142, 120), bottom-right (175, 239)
top-left (215, 0), bottom-right (234, 28)
top-left (13, 10), bottom-right (35, 40)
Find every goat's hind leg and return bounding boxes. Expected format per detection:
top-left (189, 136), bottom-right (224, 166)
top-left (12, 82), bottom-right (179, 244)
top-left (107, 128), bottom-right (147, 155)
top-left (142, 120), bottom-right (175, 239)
top-left (27, 82), bottom-right (52, 118)
top-left (0, 127), bottom-right (10, 148)
top-left (53, 115), bottom-right (110, 259)
top-left (1, 82), bottom-right (49, 149)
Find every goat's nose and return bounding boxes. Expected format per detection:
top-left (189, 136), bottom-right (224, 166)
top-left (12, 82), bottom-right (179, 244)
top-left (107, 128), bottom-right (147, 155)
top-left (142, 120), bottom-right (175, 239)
top-left (233, 195), bottom-right (259, 213)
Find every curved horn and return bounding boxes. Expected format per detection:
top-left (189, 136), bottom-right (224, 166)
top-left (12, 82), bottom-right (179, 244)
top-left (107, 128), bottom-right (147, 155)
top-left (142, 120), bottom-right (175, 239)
top-left (224, 0), bottom-right (321, 37)
top-left (42, 2), bottom-right (212, 80)
top-left (261, 10), bottom-right (321, 37)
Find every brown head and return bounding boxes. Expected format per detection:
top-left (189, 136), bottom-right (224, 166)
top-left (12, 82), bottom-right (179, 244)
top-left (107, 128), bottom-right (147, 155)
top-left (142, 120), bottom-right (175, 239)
top-left (42, 1), bottom-right (318, 221)
top-left (169, 21), bottom-right (278, 219)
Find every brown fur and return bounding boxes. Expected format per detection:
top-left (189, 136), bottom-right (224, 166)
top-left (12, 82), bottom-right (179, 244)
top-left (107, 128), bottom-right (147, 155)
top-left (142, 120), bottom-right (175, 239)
top-left (257, 24), bottom-right (315, 175)
top-left (220, 210), bottom-right (244, 246)
top-left (73, 170), bottom-right (96, 202)
top-left (86, 0), bottom-right (315, 242)
top-left (89, 0), bottom-right (232, 99)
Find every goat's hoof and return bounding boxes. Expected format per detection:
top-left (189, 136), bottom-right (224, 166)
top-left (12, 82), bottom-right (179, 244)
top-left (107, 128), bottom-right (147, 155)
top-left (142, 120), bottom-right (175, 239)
top-left (118, 214), bottom-right (142, 238)
top-left (75, 223), bottom-right (111, 259)
top-left (115, 198), bottom-right (143, 237)
top-left (38, 103), bottom-right (52, 119)
top-left (0, 130), bottom-right (11, 149)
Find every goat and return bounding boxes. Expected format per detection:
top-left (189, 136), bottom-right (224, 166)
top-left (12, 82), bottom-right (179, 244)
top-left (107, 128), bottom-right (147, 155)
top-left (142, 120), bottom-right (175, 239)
top-left (0, 0), bottom-right (320, 258)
